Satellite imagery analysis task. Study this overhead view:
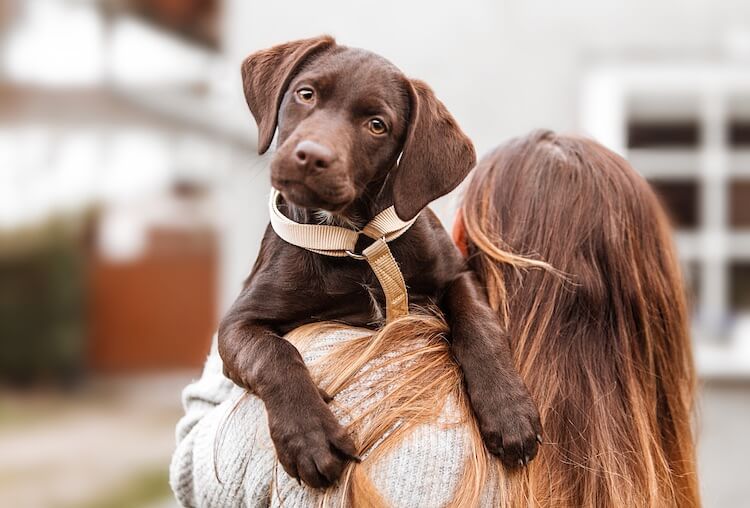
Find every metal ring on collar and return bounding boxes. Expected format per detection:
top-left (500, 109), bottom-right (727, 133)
top-left (346, 235), bottom-right (387, 261)
top-left (345, 249), bottom-right (367, 260)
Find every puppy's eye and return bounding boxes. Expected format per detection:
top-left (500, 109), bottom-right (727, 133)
top-left (296, 87), bottom-right (315, 103)
top-left (368, 118), bottom-right (387, 135)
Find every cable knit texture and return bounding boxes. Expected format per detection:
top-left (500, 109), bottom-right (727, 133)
top-left (170, 329), bottom-right (496, 507)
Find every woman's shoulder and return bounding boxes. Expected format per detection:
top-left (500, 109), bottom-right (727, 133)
top-left (292, 324), bottom-right (495, 506)
top-left (173, 323), bottom-right (497, 507)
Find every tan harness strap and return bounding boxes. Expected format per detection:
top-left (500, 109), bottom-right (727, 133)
top-left (361, 207), bottom-right (412, 242)
top-left (362, 238), bottom-right (409, 321)
top-left (268, 190), bottom-right (416, 321)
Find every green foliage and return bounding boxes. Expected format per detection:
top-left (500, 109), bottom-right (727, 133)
top-left (0, 220), bottom-right (87, 386)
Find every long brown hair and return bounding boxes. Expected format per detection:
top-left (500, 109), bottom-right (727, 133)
top-left (460, 130), bottom-right (700, 507)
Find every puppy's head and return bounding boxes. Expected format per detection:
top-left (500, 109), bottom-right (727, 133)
top-left (242, 35), bottom-right (476, 220)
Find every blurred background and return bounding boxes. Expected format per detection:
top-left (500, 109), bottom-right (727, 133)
top-left (1, 0), bottom-right (749, 506)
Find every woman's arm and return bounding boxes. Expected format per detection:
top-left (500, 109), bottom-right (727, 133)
top-left (174, 337), bottom-right (234, 446)
top-left (170, 336), bottom-right (277, 507)
top-left (169, 336), bottom-right (227, 507)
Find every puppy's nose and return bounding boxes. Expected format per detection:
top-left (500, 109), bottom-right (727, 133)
top-left (293, 140), bottom-right (334, 172)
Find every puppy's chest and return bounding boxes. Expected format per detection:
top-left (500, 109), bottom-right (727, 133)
top-left (317, 252), bottom-right (441, 324)
top-left (315, 262), bottom-right (387, 322)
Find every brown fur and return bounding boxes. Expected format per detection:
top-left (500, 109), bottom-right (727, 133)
top-left (218, 36), bottom-right (541, 488)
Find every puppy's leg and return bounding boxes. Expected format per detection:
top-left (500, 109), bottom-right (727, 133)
top-left (218, 319), bottom-right (359, 488)
top-left (442, 271), bottom-right (542, 467)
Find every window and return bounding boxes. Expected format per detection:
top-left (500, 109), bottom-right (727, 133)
top-left (648, 179), bottom-right (700, 230)
top-left (730, 179), bottom-right (750, 229)
top-left (729, 120), bottom-right (750, 148)
top-left (628, 121), bottom-right (701, 149)
top-left (730, 262), bottom-right (750, 313)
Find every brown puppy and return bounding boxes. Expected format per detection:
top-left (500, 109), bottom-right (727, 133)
top-left (219, 36), bottom-right (541, 488)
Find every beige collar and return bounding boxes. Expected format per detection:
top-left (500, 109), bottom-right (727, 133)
top-left (268, 189), bottom-right (418, 321)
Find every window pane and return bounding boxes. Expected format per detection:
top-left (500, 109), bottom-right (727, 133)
top-left (648, 179), bottom-right (700, 229)
top-left (728, 95), bottom-right (750, 148)
top-left (730, 179), bottom-right (750, 228)
top-left (728, 120), bottom-right (750, 148)
top-left (628, 121), bottom-right (700, 148)
top-left (730, 263), bottom-right (750, 312)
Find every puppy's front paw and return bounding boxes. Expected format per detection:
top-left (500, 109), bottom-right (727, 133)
top-left (475, 390), bottom-right (542, 468)
top-left (268, 399), bottom-right (360, 488)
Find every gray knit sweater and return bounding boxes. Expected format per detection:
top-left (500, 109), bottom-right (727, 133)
top-left (169, 329), bottom-right (496, 507)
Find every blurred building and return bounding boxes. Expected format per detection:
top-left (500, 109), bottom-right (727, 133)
top-left (0, 0), bottom-right (258, 379)
top-left (0, 2), bottom-right (255, 505)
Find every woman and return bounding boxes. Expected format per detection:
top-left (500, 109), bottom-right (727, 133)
top-left (170, 130), bottom-right (700, 507)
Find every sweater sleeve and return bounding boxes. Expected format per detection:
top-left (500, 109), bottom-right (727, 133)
top-left (175, 336), bottom-right (234, 445)
top-left (169, 336), bottom-right (271, 507)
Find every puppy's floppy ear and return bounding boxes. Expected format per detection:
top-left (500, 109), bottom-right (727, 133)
top-left (392, 79), bottom-right (476, 221)
top-left (241, 35), bottom-right (336, 154)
